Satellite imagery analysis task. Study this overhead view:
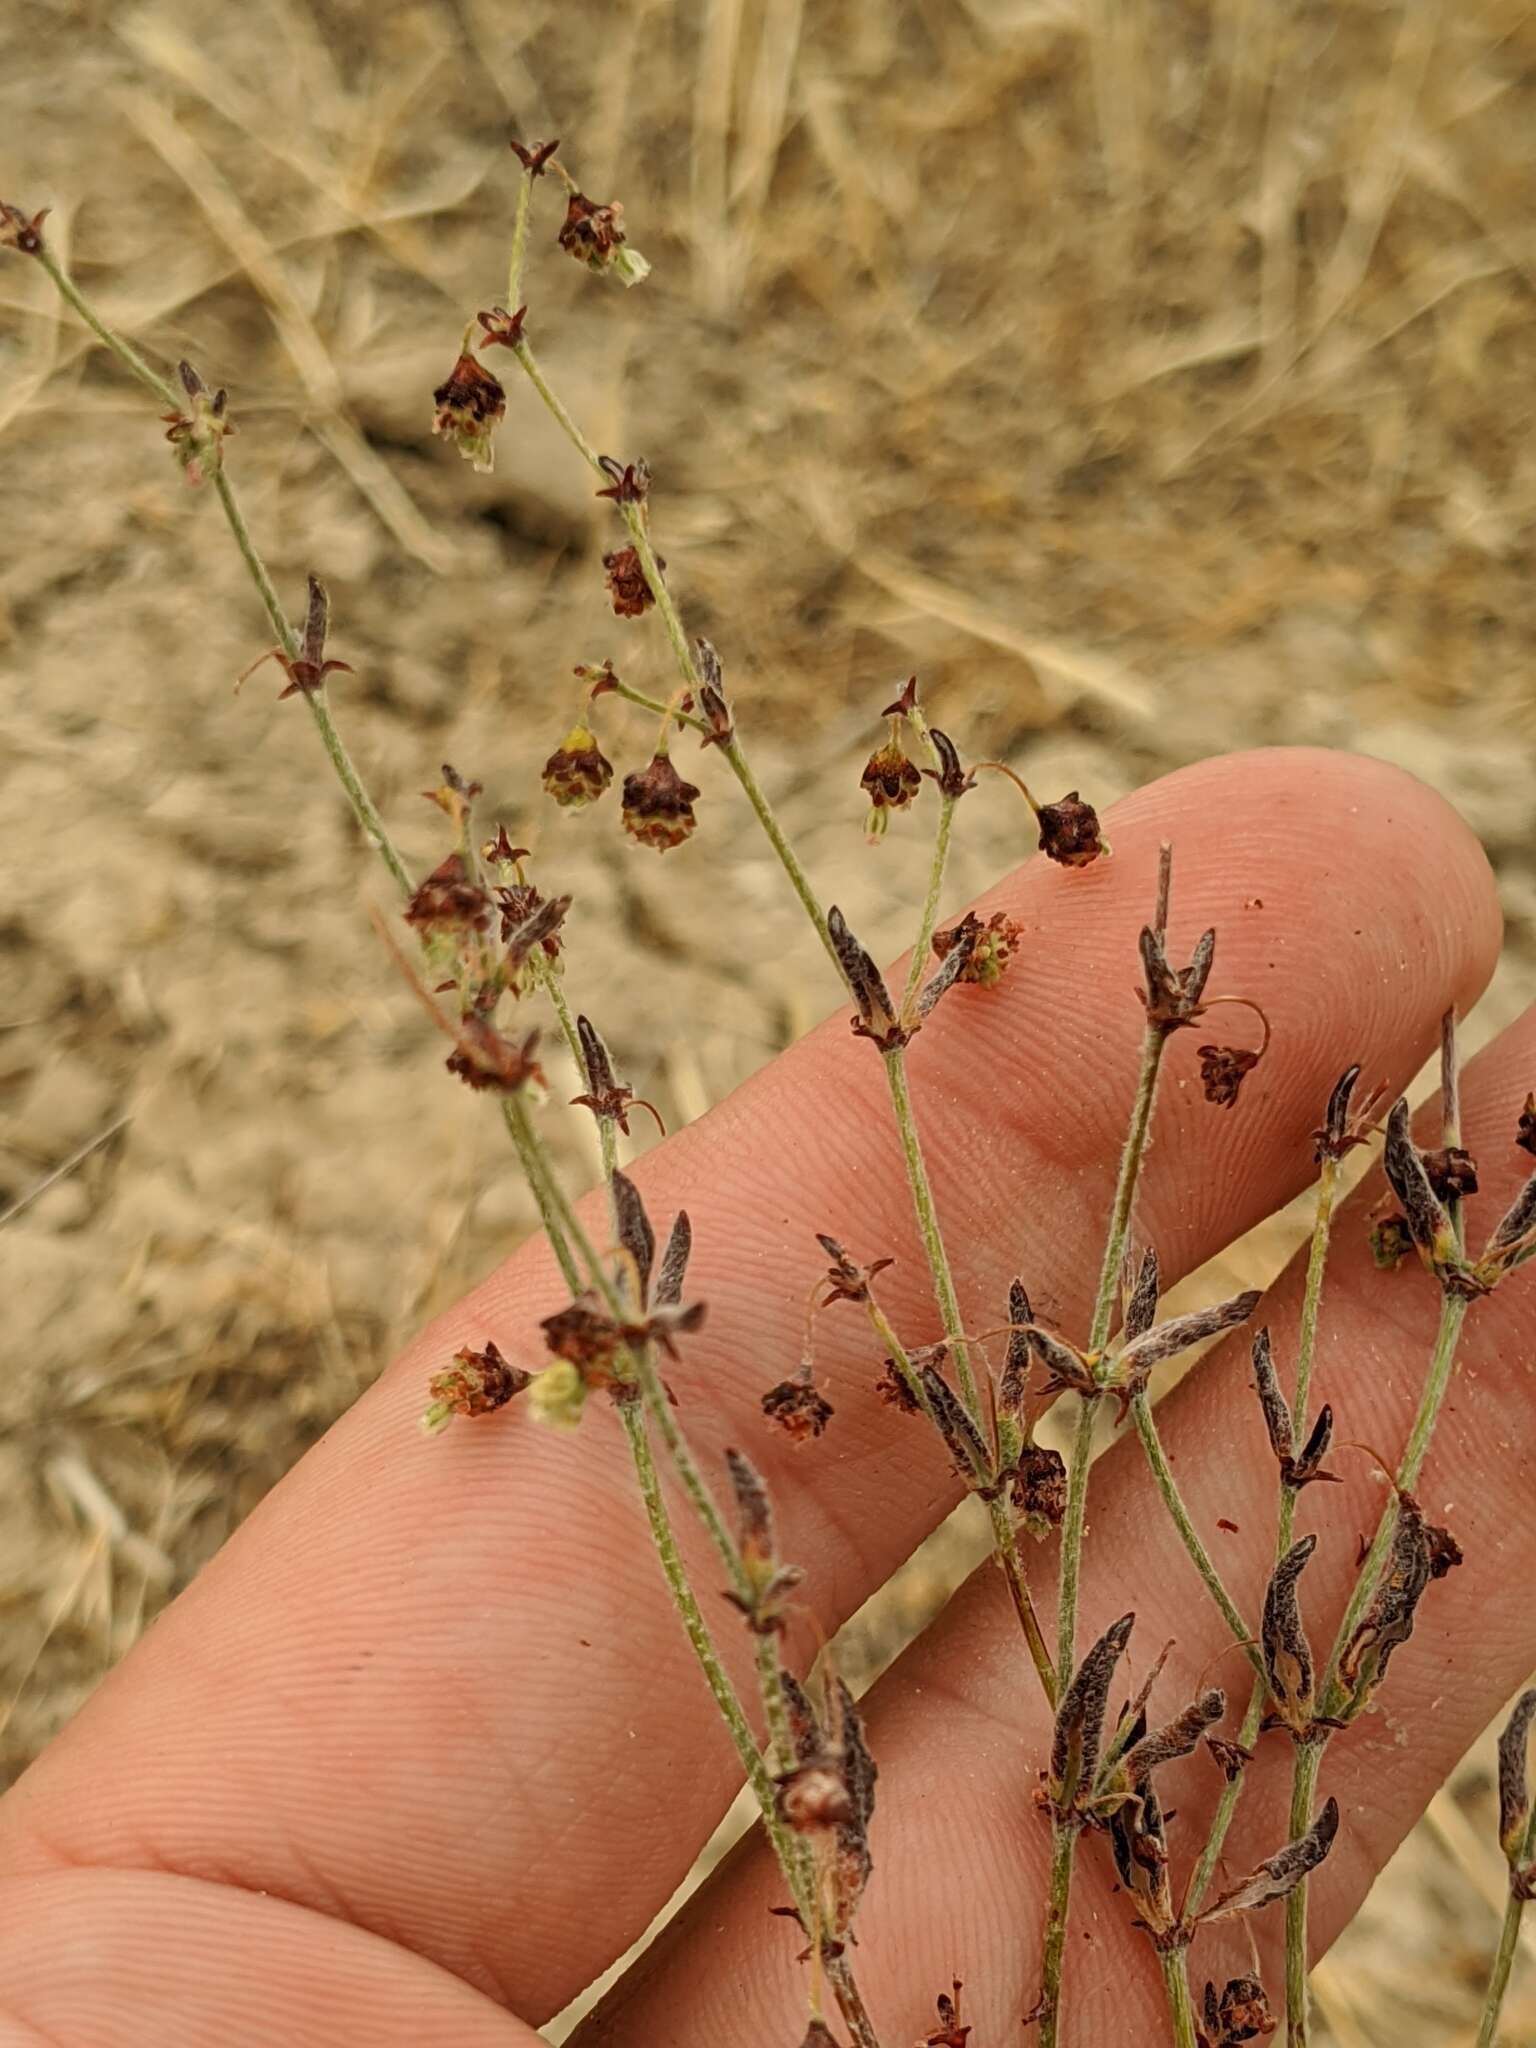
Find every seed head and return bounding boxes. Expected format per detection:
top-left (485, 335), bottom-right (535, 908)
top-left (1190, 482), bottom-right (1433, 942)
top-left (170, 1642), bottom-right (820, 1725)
top-left (1035, 790), bottom-right (1106, 868)
top-left (432, 351), bottom-right (506, 473)
top-left (558, 191), bottom-right (652, 286)
top-left (421, 1340), bottom-right (531, 1434)
top-left (1009, 1442), bottom-right (1068, 1538)
top-left (762, 1366), bottom-right (835, 1441)
top-left (932, 909), bottom-right (1023, 989)
top-left (542, 722), bottom-right (614, 808)
top-left (621, 754), bottom-right (700, 851)
top-left (603, 544), bottom-right (661, 617)
top-left (1199, 1976), bottom-right (1276, 2046)
top-left (404, 853), bottom-right (493, 936)
top-left (1261, 1534), bottom-right (1318, 1736)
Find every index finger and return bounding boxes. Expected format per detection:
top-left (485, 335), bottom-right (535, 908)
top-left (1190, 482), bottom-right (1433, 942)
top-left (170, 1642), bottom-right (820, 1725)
top-left (0, 748), bottom-right (1500, 2024)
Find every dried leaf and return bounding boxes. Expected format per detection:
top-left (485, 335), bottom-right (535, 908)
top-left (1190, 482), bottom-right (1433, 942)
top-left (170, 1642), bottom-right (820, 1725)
top-left (1117, 1290), bottom-right (1262, 1398)
top-left (1200, 1798), bottom-right (1340, 1922)
top-left (1029, 1326), bottom-right (1098, 1399)
top-left (1314, 1064), bottom-right (1364, 1162)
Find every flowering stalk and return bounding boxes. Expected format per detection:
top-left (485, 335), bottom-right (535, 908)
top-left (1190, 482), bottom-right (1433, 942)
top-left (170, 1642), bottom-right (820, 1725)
top-left (1129, 1393), bottom-right (1259, 1673)
top-left (1476, 1792), bottom-right (1536, 2048)
top-left (30, 240), bottom-right (413, 897)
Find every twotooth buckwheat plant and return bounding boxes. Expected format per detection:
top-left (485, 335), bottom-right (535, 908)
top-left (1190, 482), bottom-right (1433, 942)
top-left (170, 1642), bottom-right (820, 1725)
top-left (7, 141), bottom-right (1536, 2048)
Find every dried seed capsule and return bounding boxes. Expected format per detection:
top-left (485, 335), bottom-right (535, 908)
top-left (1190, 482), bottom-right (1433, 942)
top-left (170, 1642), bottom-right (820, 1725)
top-left (432, 351), bottom-right (506, 472)
top-left (1261, 1535), bottom-right (1317, 1734)
top-left (621, 754), bottom-right (700, 851)
top-left (1122, 1688), bottom-right (1226, 1785)
top-left (1369, 1213), bottom-right (1414, 1270)
top-left (1339, 1496), bottom-right (1459, 1710)
top-left (828, 906), bottom-right (904, 1049)
top-left (1200, 1975), bottom-right (1276, 2045)
top-left (1382, 1098), bottom-right (1459, 1273)
top-left (1035, 790), bottom-right (1106, 868)
top-left (1422, 1145), bottom-right (1479, 1201)
top-left (1050, 1612), bottom-right (1135, 1813)
top-left (1010, 1442), bottom-right (1068, 1538)
top-left (542, 722), bottom-right (614, 808)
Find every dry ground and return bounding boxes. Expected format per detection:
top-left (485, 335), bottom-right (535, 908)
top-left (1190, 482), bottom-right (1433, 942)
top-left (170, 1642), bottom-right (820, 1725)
top-left (3, 0), bottom-right (1536, 2040)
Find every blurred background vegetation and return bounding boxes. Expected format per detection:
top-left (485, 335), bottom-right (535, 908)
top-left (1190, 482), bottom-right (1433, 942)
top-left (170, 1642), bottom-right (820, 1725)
top-left (2, 0), bottom-right (1535, 2038)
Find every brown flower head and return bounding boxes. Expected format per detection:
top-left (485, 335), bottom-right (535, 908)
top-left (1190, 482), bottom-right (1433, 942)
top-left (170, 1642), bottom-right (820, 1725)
top-left (432, 350), bottom-right (506, 473)
top-left (762, 1365), bottom-right (834, 1441)
top-left (861, 731), bottom-right (922, 838)
top-left (1009, 1441), bottom-right (1068, 1538)
top-left (404, 852), bottom-right (493, 936)
top-left (1036, 790), bottom-right (1106, 868)
top-left (421, 1339), bottom-right (531, 1434)
top-left (541, 1294), bottom-right (623, 1374)
top-left (495, 878), bottom-right (566, 959)
top-left (603, 544), bottom-right (660, 616)
top-left (1199, 1976), bottom-right (1277, 2046)
top-left (932, 909), bottom-right (1023, 990)
top-left (558, 191), bottom-right (651, 286)
top-left (595, 456), bottom-right (652, 505)
top-left (542, 721), bottom-right (614, 808)
top-left (161, 359), bottom-right (235, 487)
top-left (621, 753), bottom-right (700, 851)
top-left (444, 1017), bottom-right (544, 1094)
top-left (1199, 1043), bottom-right (1261, 1109)
top-left (0, 201), bottom-right (49, 254)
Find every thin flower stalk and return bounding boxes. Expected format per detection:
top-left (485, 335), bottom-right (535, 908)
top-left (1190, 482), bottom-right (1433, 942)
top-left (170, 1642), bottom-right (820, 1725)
top-left (32, 242), bottom-right (414, 897)
top-left (1159, 1949), bottom-right (1200, 2048)
top-left (1476, 1797), bottom-right (1536, 2048)
top-left (1130, 1392), bottom-right (1260, 1676)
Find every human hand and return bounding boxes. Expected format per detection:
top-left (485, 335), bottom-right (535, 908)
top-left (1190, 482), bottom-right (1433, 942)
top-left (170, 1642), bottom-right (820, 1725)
top-left (0, 748), bottom-right (1528, 2047)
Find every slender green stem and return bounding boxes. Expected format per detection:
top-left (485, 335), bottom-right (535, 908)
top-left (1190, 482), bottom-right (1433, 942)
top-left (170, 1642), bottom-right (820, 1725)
top-left (1319, 1288), bottom-right (1470, 1708)
top-left (1284, 1739), bottom-right (1325, 2044)
top-left (1477, 1800), bottom-right (1536, 2048)
top-left (34, 242), bottom-right (415, 897)
top-left (1089, 1023), bottom-right (1166, 1357)
top-left (505, 173), bottom-right (534, 313)
top-left (990, 1496), bottom-right (1057, 1705)
top-left (901, 792), bottom-right (956, 1016)
top-left (617, 1401), bottom-right (798, 1872)
top-left (1038, 1819), bottom-right (1080, 2048)
top-left (499, 1099), bottom-right (584, 1296)
top-left (881, 1047), bottom-right (979, 1413)
top-left (35, 245), bottom-right (182, 408)
top-left (601, 674), bottom-right (710, 734)
top-left (1130, 1393), bottom-right (1260, 1677)
top-left (1183, 1686), bottom-right (1264, 1919)
top-left (1159, 1948), bottom-right (1200, 2048)
top-left (1277, 1153), bottom-right (1340, 1555)
top-left (511, 338), bottom-right (606, 471)
top-left (720, 735), bottom-right (837, 965)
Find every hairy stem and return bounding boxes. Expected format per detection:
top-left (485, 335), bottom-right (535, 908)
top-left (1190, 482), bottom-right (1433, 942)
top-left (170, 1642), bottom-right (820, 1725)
top-left (35, 242), bottom-right (414, 897)
top-left (505, 171), bottom-right (534, 313)
top-left (1476, 1832), bottom-right (1536, 2048)
top-left (1159, 1947), bottom-right (1200, 2048)
top-left (1130, 1392), bottom-right (1259, 1676)
top-left (1037, 1819), bottom-right (1080, 2048)
top-left (901, 790), bottom-right (956, 1017)
top-left (1284, 1739), bottom-right (1325, 2044)
top-left (882, 1047), bottom-right (980, 1414)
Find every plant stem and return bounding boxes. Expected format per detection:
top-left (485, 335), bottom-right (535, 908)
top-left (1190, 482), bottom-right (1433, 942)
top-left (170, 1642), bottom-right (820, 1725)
top-left (499, 1099), bottom-right (585, 1297)
top-left (1159, 1948), bottom-right (1200, 2048)
top-left (901, 791), bottom-right (956, 1016)
top-left (1037, 1819), bottom-right (1080, 2048)
top-left (1182, 1688), bottom-right (1265, 1919)
top-left (826, 1951), bottom-right (884, 2048)
top-left (993, 1507), bottom-right (1057, 1706)
top-left (34, 242), bottom-right (415, 897)
top-left (1130, 1392), bottom-right (1260, 1676)
top-left (505, 172), bottom-right (534, 313)
top-left (1278, 1283), bottom-right (1471, 2042)
top-left (1476, 1890), bottom-right (1527, 2048)
top-left (1284, 1739), bottom-right (1325, 2045)
top-left (881, 1047), bottom-right (980, 1413)
top-left (511, 338), bottom-right (607, 472)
